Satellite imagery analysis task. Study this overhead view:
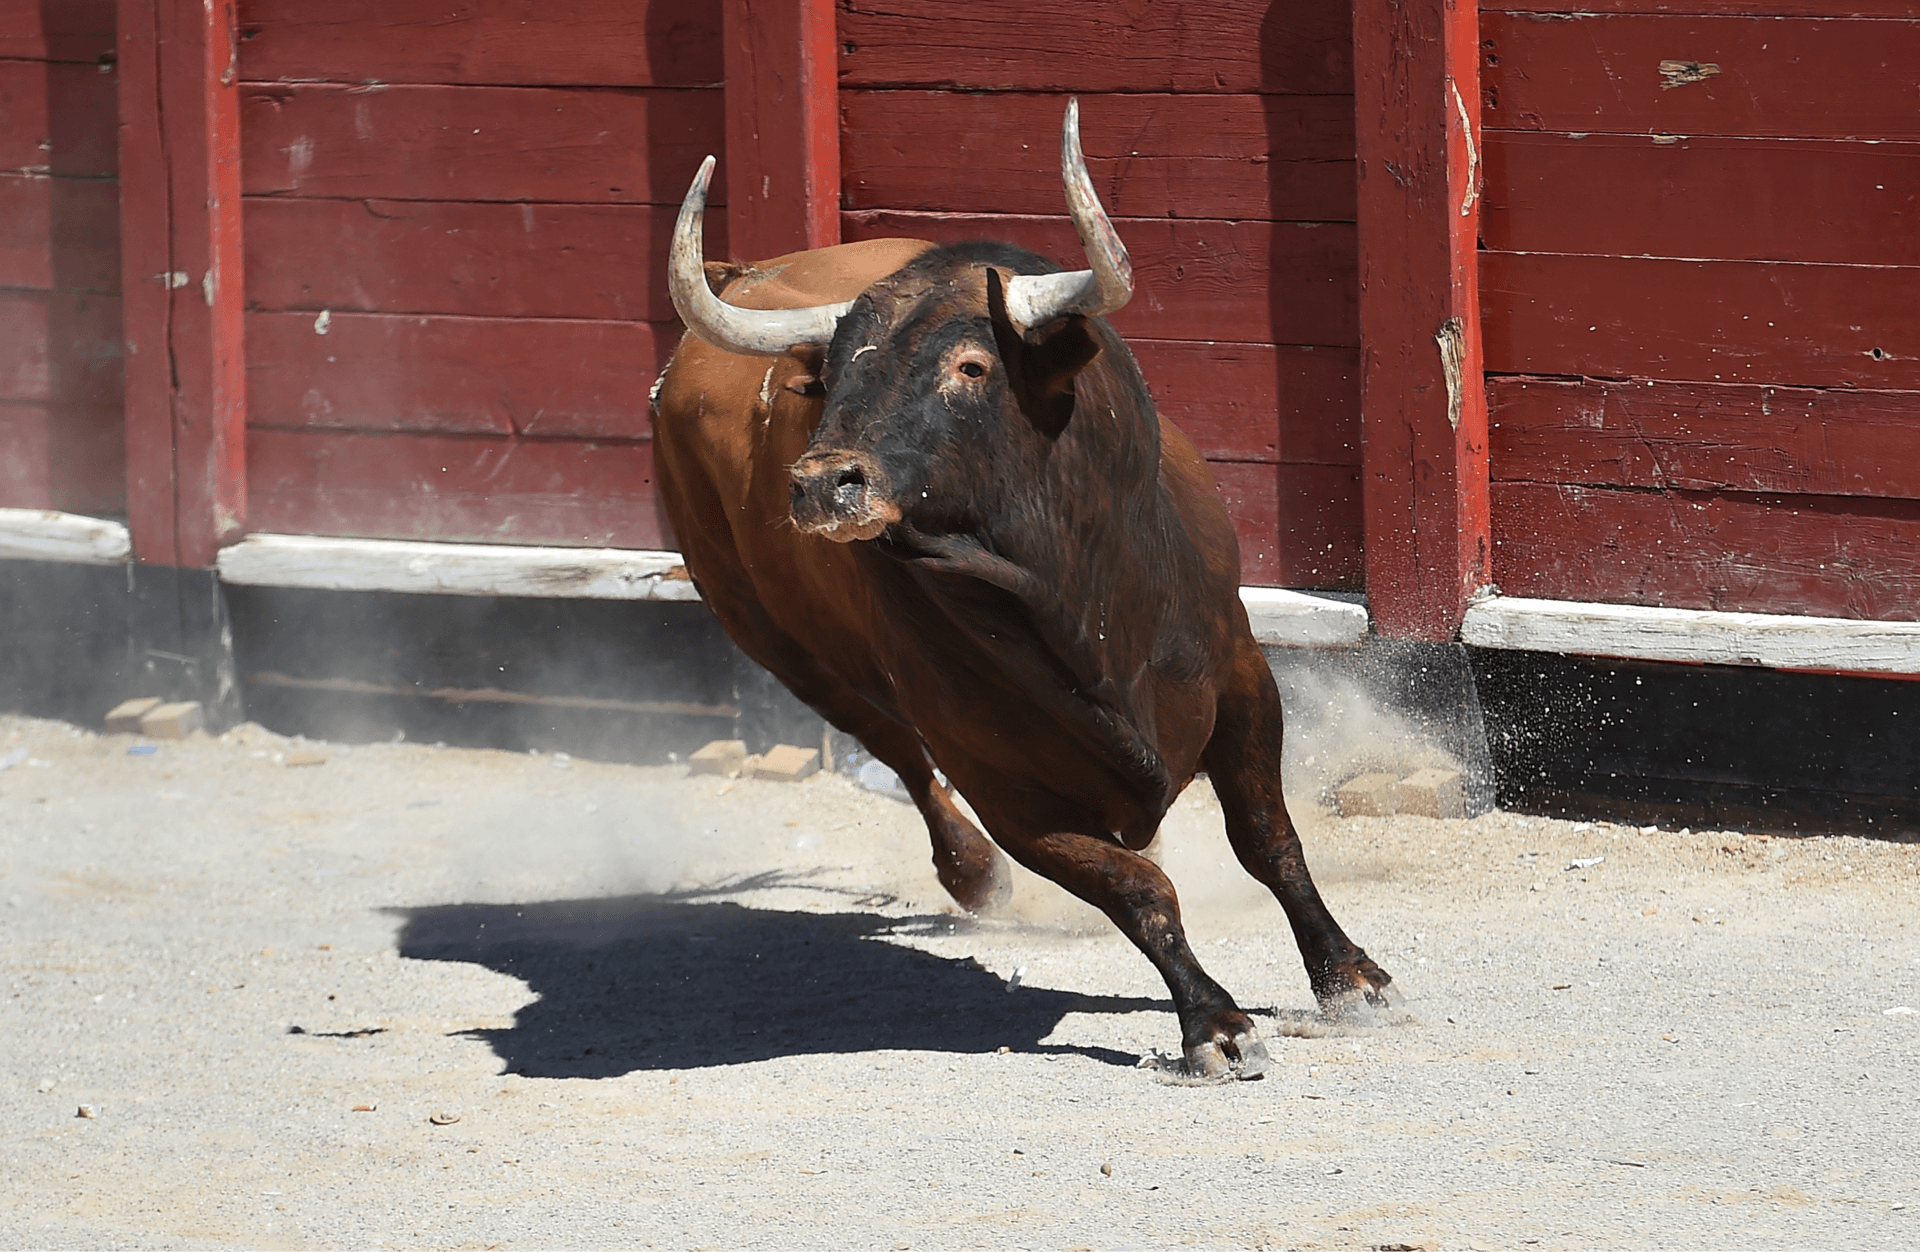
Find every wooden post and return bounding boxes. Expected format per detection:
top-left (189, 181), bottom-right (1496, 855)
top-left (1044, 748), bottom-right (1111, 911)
top-left (117, 0), bottom-right (247, 568)
top-left (722, 0), bottom-right (841, 263)
top-left (1352, 0), bottom-right (1490, 641)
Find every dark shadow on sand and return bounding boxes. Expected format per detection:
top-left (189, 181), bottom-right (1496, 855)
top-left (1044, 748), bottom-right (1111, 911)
top-left (390, 874), bottom-right (1165, 1078)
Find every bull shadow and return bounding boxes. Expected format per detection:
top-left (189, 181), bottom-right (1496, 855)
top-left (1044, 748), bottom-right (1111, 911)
top-left (390, 875), bottom-right (1163, 1077)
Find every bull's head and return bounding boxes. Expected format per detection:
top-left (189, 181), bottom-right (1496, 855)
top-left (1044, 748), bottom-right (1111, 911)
top-left (666, 102), bottom-right (1135, 545)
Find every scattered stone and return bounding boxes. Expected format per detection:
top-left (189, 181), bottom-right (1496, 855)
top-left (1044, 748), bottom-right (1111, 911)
top-left (284, 750), bottom-right (328, 768)
top-left (1100, 1161), bottom-right (1113, 1177)
top-left (430, 1110), bottom-right (461, 1125)
top-left (104, 697), bottom-right (162, 733)
top-left (754, 744), bottom-right (820, 783)
top-left (688, 739), bottom-right (747, 776)
top-left (139, 701), bottom-right (203, 740)
top-left (1398, 767), bottom-right (1465, 819)
top-left (1336, 772), bottom-right (1401, 817)
top-left (76, 1104), bottom-right (97, 1119)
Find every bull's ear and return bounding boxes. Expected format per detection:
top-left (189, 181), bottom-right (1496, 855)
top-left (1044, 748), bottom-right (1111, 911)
top-left (987, 267), bottom-right (1101, 440)
top-left (784, 344), bottom-right (827, 397)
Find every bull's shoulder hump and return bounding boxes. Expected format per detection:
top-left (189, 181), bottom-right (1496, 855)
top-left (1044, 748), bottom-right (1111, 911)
top-left (723, 239), bottom-right (935, 310)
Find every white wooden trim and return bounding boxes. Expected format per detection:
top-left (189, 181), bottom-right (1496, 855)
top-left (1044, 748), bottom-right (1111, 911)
top-left (216, 534), bottom-right (702, 601)
top-left (1463, 594), bottom-right (1920, 676)
top-left (0, 508), bottom-right (131, 565)
top-left (1240, 586), bottom-right (1370, 648)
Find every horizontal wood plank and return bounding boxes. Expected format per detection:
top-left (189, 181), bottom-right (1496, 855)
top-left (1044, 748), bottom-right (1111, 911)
top-left (1487, 2), bottom-right (1917, 17)
top-left (239, 83), bottom-right (724, 205)
top-left (1480, 251), bottom-right (1920, 390)
top-left (246, 310), bottom-right (675, 439)
top-left (1488, 376), bottom-right (1920, 501)
top-left (0, 172), bottom-right (121, 292)
top-left (1132, 340), bottom-right (1359, 465)
top-left (842, 211), bottom-right (1359, 348)
top-left (0, 57), bottom-right (49, 171)
top-left (838, 0), bottom-right (1353, 95)
top-left (841, 91), bottom-right (1355, 222)
top-left (246, 428), bottom-right (668, 549)
top-left (0, 0), bottom-right (115, 62)
top-left (1491, 481), bottom-right (1920, 621)
top-left (242, 199), bottom-right (719, 322)
top-left (1211, 460), bottom-right (1364, 590)
top-left (236, 0), bottom-right (722, 88)
top-left (218, 532), bottom-right (696, 601)
top-left (1482, 12), bottom-right (1920, 140)
top-left (1483, 131), bottom-right (1920, 266)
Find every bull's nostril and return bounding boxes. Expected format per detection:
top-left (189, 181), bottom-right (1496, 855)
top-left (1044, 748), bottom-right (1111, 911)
top-left (834, 464), bottom-right (868, 490)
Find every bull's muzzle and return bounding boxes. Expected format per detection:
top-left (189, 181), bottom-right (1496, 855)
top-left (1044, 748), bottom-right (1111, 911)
top-left (789, 450), bottom-right (900, 543)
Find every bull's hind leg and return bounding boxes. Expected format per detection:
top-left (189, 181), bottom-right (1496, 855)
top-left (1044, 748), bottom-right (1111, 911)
top-left (975, 800), bottom-right (1268, 1079)
top-left (1202, 631), bottom-right (1392, 1014)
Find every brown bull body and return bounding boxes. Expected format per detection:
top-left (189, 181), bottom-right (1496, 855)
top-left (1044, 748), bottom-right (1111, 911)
top-left (652, 232), bottom-right (1391, 1077)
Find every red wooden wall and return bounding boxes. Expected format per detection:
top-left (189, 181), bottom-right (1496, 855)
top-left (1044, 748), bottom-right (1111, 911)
top-left (232, 0), bottom-right (725, 550)
top-left (837, 0), bottom-right (1365, 589)
top-left (1480, 0), bottom-right (1920, 621)
top-left (0, 0), bottom-right (123, 515)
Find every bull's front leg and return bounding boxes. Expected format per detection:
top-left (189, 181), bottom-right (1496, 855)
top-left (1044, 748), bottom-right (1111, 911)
top-left (1203, 632), bottom-right (1394, 1015)
top-left (980, 812), bottom-right (1269, 1079)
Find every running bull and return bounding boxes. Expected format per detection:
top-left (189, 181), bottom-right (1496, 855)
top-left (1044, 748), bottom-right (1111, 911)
top-left (651, 102), bottom-right (1391, 1077)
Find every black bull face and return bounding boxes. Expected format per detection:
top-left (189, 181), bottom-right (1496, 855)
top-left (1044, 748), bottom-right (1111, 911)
top-left (787, 242), bottom-right (1118, 546)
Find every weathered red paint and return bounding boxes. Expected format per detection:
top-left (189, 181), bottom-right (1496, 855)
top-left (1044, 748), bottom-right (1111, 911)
top-left (1134, 341), bottom-right (1359, 466)
top-left (1482, 131), bottom-right (1920, 267)
top-left (1489, 377), bottom-right (1920, 503)
top-left (1492, 481), bottom-right (1920, 622)
top-left (842, 91), bottom-right (1356, 222)
top-left (1352, 0), bottom-right (1490, 640)
top-left (1482, 12), bottom-right (1920, 140)
top-left (239, 83), bottom-right (726, 206)
top-left (235, 0), bottom-right (722, 89)
top-left (1212, 461), bottom-right (1365, 590)
top-left (118, 0), bottom-right (246, 566)
top-left (246, 312), bottom-right (674, 441)
top-left (838, 0), bottom-right (1353, 95)
top-left (1481, 251), bottom-right (1920, 391)
top-left (1494, 1), bottom-right (1911, 15)
top-left (720, 0), bottom-right (838, 260)
top-left (246, 429), bottom-right (665, 550)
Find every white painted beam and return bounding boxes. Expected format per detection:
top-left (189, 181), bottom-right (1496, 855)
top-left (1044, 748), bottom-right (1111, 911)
top-left (216, 534), bottom-right (701, 601)
top-left (0, 508), bottom-right (131, 565)
top-left (1239, 587), bottom-right (1370, 648)
top-left (1463, 594), bottom-right (1920, 677)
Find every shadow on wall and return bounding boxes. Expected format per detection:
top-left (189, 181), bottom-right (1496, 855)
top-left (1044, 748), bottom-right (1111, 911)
top-left (388, 882), bottom-right (1161, 1077)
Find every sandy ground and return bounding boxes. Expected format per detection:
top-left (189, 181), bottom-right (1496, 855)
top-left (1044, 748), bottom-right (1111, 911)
top-left (2, 709), bottom-right (1917, 1250)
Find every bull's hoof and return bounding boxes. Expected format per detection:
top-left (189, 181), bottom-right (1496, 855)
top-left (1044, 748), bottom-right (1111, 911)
top-left (1312, 954), bottom-right (1394, 1010)
top-left (937, 848), bottom-right (1013, 916)
top-left (1183, 1028), bottom-right (1269, 1082)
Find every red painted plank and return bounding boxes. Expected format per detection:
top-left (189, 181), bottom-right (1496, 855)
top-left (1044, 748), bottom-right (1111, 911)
top-left (1489, 376), bottom-right (1920, 501)
top-left (722, 0), bottom-right (838, 259)
top-left (239, 83), bottom-right (724, 205)
top-left (0, 288), bottom-right (49, 401)
top-left (841, 211), bottom-right (1358, 348)
top-left (0, 173), bottom-right (121, 292)
top-left (246, 311), bottom-right (674, 440)
top-left (1483, 131), bottom-right (1920, 266)
top-left (1482, 12), bottom-right (1920, 141)
top-left (1489, 2), bottom-right (1916, 18)
top-left (246, 428), bottom-right (668, 550)
top-left (1491, 481), bottom-right (1920, 622)
top-left (118, 0), bottom-right (249, 566)
top-left (840, 91), bottom-right (1357, 223)
top-left (42, 59), bottom-right (119, 177)
top-left (1211, 461), bottom-right (1365, 590)
top-left (242, 199), bottom-right (705, 323)
top-left (1481, 251), bottom-right (1920, 390)
top-left (0, 0), bottom-right (115, 61)
top-left (236, 0), bottom-right (722, 89)
top-left (1131, 340), bottom-right (1359, 466)
top-left (0, 59), bottom-right (49, 171)
top-left (838, 0), bottom-right (1353, 95)
top-left (0, 401), bottom-right (52, 507)
top-left (1353, 0), bottom-right (1492, 639)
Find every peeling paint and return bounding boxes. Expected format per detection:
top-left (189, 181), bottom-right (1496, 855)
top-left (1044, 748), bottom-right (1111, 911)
top-left (1449, 78), bottom-right (1479, 217)
top-left (1658, 60), bottom-right (1721, 90)
top-left (1436, 317), bottom-right (1466, 431)
top-left (313, 309), bottom-right (331, 335)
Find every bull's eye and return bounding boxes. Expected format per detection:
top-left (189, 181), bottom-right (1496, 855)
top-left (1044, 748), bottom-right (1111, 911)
top-left (957, 360), bottom-right (986, 379)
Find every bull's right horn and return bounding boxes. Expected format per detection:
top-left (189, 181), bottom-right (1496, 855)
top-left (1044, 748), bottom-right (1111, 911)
top-left (667, 156), bottom-right (851, 356)
top-left (999, 98), bottom-right (1135, 336)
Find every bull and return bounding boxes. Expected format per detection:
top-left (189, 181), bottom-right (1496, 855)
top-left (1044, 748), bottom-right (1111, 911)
top-left (651, 102), bottom-right (1391, 1077)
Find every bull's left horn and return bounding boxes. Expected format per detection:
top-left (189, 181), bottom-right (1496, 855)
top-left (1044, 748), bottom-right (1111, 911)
top-left (1001, 98), bottom-right (1135, 336)
top-left (667, 155), bottom-right (851, 356)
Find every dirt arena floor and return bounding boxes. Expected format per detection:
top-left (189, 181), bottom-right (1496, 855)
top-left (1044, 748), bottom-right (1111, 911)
top-left (2, 710), bottom-right (1916, 1250)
